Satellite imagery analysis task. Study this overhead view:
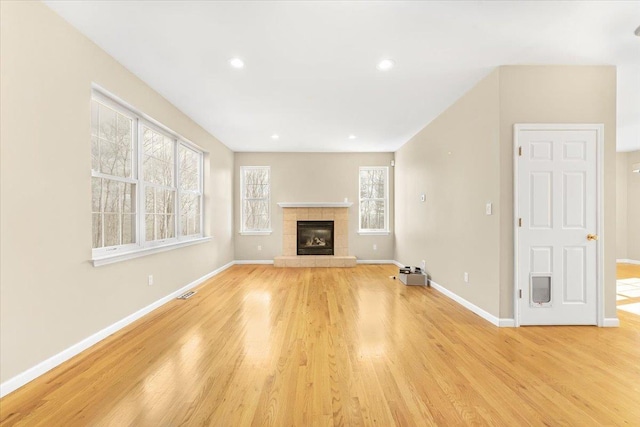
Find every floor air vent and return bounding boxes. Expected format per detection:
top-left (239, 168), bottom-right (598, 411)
top-left (177, 291), bottom-right (196, 300)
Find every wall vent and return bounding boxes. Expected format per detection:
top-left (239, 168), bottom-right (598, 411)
top-left (177, 291), bottom-right (196, 300)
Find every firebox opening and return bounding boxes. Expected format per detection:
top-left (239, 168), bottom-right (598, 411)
top-left (297, 221), bottom-right (334, 256)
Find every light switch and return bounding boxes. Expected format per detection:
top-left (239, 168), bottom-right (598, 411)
top-left (420, 194), bottom-right (426, 202)
top-left (486, 202), bottom-right (492, 215)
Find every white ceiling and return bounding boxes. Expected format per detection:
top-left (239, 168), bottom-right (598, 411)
top-left (44, 0), bottom-right (640, 152)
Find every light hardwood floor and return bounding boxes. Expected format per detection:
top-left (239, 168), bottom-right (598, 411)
top-left (617, 262), bottom-right (640, 280)
top-left (1, 265), bottom-right (639, 426)
top-left (616, 263), bottom-right (640, 317)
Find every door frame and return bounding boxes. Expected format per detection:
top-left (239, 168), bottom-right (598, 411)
top-left (513, 124), bottom-right (605, 327)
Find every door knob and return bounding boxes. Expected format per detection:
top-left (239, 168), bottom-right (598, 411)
top-left (587, 234), bottom-right (599, 241)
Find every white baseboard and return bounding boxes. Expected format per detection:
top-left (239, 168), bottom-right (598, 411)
top-left (497, 318), bottom-right (516, 327)
top-left (0, 260), bottom-right (235, 398)
top-left (393, 259), bottom-right (506, 326)
top-left (602, 317), bottom-right (620, 327)
top-left (234, 260), bottom-right (398, 265)
top-left (357, 259), bottom-right (397, 264)
top-left (233, 260), bottom-right (274, 265)
top-left (427, 279), bottom-right (510, 327)
top-left (617, 259), bottom-right (640, 265)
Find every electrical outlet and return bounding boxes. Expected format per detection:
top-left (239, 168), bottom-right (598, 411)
top-left (421, 260), bottom-right (426, 271)
top-left (464, 272), bottom-right (469, 283)
top-left (373, 244), bottom-right (377, 250)
top-left (148, 275), bottom-right (154, 286)
top-left (257, 245), bottom-right (262, 251)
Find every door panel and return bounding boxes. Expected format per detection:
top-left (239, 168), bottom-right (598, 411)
top-left (563, 172), bottom-right (586, 228)
top-left (563, 247), bottom-right (586, 303)
top-left (530, 140), bottom-right (553, 160)
top-left (530, 172), bottom-right (552, 228)
top-left (563, 141), bottom-right (586, 161)
top-left (517, 128), bottom-right (598, 325)
top-left (531, 247), bottom-right (552, 272)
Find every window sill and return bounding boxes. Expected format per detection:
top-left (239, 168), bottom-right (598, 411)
top-left (358, 230), bottom-right (391, 236)
top-left (92, 237), bottom-right (212, 267)
top-left (238, 230), bottom-right (272, 236)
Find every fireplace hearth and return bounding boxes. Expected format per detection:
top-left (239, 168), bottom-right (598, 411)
top-left (297, 221), bottom-right (334, 255)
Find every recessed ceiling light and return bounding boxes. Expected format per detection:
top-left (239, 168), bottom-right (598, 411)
top-left (271, 134), bottom-right (279, 140)
top-left (348, 134), bottom-right (357, 140)
top-left (229, 58), bottom-right (244, 69)
top-left (376, 59), bottom-right (395, 71)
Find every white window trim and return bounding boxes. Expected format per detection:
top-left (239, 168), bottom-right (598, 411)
top-left (91, 87), bottom-right (206, 265)
top-left (92, 237), bottom-right (212, 267)
top-left (358, 230), bottom-right (391, 236)
top-left (358, 166), bottom-right (389, 233)
top-left (240, 166), bottom-right (272, 233)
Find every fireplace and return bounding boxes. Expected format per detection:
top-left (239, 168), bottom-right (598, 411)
top-left (274, 205), bottom-right (356, 267)
top-left (297, 221), bottom-right (334, 255)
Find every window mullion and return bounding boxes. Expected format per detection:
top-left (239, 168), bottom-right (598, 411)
top-left (175, 138), bottom-right (181, 238)
top-left (101, 212), bottom-right (105, 248)
top-left (199, 149), bottom-right (204, 236)
top-left (137, 118), bottom-right (145, 247)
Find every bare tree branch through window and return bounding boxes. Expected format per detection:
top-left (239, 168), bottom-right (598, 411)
top-left (241, 166), bottom-right (270, 231)
top-left (91, 100), bottom-right (135, 248)
top-left (91, 96), bottom-right (205, 255)
top-left (359, 167), bottom-right (388, 231)
top-left (179, 145), bottom-right (202, 236)
top-left (142, 125), bottom-right (176, 241)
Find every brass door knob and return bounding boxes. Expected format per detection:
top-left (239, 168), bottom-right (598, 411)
top-left (587, 234), bottom-right (599, 241)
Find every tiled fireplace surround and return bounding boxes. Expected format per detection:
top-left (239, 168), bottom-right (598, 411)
top-left (274, 204), bottom-right (357, 267)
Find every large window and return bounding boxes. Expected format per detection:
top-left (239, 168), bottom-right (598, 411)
top-left (91, 92), bottom-right (204, 263)
top-left (142, 124), bottom-right (176, 243)
top-left (91, 100), bottom-right (137, 250)
top-left (178, 144), bottom-right (203, 237)
top-left (359, 166), bottom-right (389, 233)
top-left (240, 166), bottom-right (271, 233)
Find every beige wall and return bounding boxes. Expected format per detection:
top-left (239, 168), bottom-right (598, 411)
top-left (395, 66), bottom-right (617, 321)
top-left (0, 1), bottom-right (234, 382)
top-left (617, 152), bottom-right (629, 259)
top-left (395, 70), bottom-right (502, 316)
top-left (234, 153), bottom-right (394, 261)
top-left (626, 151), bottom-right (640, 261)
top-left (498, 66), bottom-right (617, 319)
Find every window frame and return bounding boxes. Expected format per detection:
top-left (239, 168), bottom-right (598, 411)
top-left (139, 120), bottom-right (179, 248)
top-left (240, 166), bottom-right (272, 235)
top-left (358, 166), bottom-right (390, 234)
top-left (91, 94), bottom-right (140, 258)
top-left (91, 89), bottom-right (207, 266)
top-left (177, 142), bottom-right (205, 239)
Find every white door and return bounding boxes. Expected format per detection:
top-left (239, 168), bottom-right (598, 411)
top-left (516, 126), bottom-right (601, 325)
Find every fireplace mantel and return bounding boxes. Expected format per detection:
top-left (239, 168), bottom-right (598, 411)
top-left (277, 202), bottom-right (353, 208)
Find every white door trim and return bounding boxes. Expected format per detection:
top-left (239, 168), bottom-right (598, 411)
top-left (513, 124), bottom-right (604, 327)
